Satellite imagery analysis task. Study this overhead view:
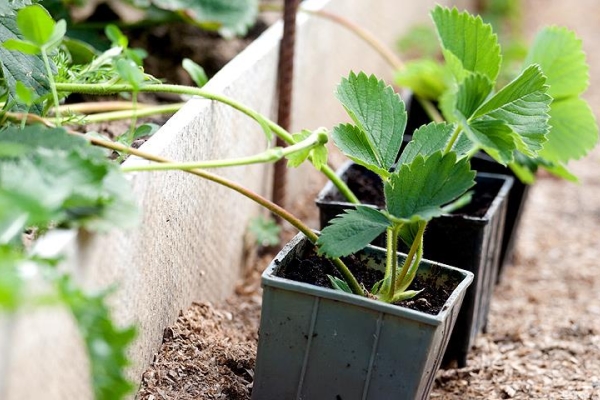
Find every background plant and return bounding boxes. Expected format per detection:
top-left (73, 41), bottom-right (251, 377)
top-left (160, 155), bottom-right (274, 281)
top-left (396, 5), bottom-right (597, 182)
top-left (0, 125), bottom-right (138, 400)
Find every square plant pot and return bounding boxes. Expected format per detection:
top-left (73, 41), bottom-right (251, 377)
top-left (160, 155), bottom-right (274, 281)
top-left (252, 232), bottom-right (474, 400)
top-left (470, 154), bottom-right (532, 282)
top-left (315, 162), bottom-right (513, 367)
top-left (406, 96), bottom-right (531, 275)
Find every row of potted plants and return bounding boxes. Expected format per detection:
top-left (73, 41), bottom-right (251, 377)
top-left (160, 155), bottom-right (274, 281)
top-left (1, 1), bottom-right (597, 399)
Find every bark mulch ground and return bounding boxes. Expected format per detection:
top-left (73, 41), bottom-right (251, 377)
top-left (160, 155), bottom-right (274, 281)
top-left (137, 1), bottom-right (600, 398)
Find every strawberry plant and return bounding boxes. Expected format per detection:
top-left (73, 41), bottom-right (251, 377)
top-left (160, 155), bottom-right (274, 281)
top-left (315, 72), bottom-right (475, 301)
top-left (396, 6), bottom-right (597, 181)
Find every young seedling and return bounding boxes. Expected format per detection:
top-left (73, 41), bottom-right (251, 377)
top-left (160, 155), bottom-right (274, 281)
top-left (315, 72), bottom-right (475, 302)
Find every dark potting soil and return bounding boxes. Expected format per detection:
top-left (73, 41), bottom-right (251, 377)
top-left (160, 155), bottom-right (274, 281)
top-left (276, 245), bottom-right (461, 315)
top-left (325, 164), bottom-right (501, 218)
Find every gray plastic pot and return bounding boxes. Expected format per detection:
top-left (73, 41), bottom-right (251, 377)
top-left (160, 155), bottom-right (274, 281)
top-left (315, 161), bottom-right (513, 367)
top-left (252, 232), bottom-right (474, 400)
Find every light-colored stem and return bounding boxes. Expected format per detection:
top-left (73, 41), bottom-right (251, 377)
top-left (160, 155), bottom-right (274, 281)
top-left (127, 93), bottom-right (138, 143)
top-left (41, 48), bottom-right (61, 125)
top-left (321, 164), bottom-right (360, 204)
top-left (416, 97), bottom-right (444, 123)
top-left (395, 222), bottom-right (426, 291)
top-left (55, 101), bottom-right (155, 114)
top-left (301, 8), bottom-right (404, 71)
top-left (76, 103), bottom-right (184, 124)
top-left (69, 131), bottom-right (364, 296)
top-left (383, 226), bottom-right (399, 300)
top-left (121, 130), bottom-right (328, 172)
top-left (54, 82), bottom-right (360, 204)
top-left (55, 82), bottom-right (294, 143)
top-left (299, 8), bottom-right (444, 124)
top-left (444, 124), bottom-right (463, 155)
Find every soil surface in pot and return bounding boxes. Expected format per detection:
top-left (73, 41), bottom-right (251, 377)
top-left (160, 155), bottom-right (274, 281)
top-left (137, 1), bottom-right (600, 398)
top-left (277, 247), bottom-right (461, 315)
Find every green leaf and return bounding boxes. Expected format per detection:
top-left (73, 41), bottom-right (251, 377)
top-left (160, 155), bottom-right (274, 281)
top-left (473, 65), bottom-right (551, 155)
top-left (115, 59), bottom-right (145, 90)
top-left (248, 215), bottom-right (280, 247)
top-left (542, 162), bottom-right (578, 182)
top-left (0, 126), bottom-right (138, 231)
top-left (384, 152), bottom-right (475, 222)
top-left (394, 59), bottom-right (450, 100)
top-left (286, 129), bottom-right (328, 169)
top-left (327, 275), bottom-right (352, 293)
top-left (131, 123), bottom-right (159, 141)
top-left (0, 126), bottom-right (103, 158)
top-left (0, 14), bottom-right (53, 113)
top-left (150, 0), bottom-right (259, 37)
top-left (16, 4), bottom-right (55, 46)
top-left (398, 122), bottom-right (457, 164)
top-left (335, 72), bottom-right (407, 173)
top-left (431, 6), bottom-right (502, 82)
top-left (105, 24), bottom-right (128, 48)
top-left (539, 97), bottom-right (598, 163)
top-left (461, 117), bottom-right (516, 164)
top-left (332, 123), bottom-right (389, 178)
top-left (2, 37), bottom-right (40, 54)
top-left (0, 246), bottom-right (24, 310)
top-left (15, 80), bottom-right (34, 105)
top-left (455, 73), bottom-right (493, 118)
top-left (45, 18), bottom-right (66, 51)
top-left (182, 58), bottom-right (208, 87)
top-left (524, 26), bottom-right (588, 100)
top-left (311, 144), bottom-right (328, 171)
top-left (62, 37), bottom-right (98, 65)
top-left (58, 276), bottom-right (136, 400)
top-left (391, 289), bottom-right (422, 303)
top-left (317, 206), bottom-right (390, 258)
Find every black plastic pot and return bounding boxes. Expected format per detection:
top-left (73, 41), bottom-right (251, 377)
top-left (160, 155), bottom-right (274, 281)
top-left (315, 162), bottom-right (513, 367)
top-left (470, 154), bottom-right (531, 282)
top-left (406, 95), bottom-right (532, 279)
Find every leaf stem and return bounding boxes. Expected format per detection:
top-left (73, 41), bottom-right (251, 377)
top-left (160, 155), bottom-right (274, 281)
top-left (69, 130), bottom-right (365, 296)
top-left (320, 164), bottom-right (360, 204)
top-left (55, 82), bottom-right (294, 143)
top-left (297, 8), bottom-right (444, 124)
top-left (465, 145), bottom-right (481, 159)
top-left (54, 82), bottom-right (359, 204)
top-left (444, 124), bottom-right (463, 155)
top-left (301, 8), bottom-right (404, 71)
top-left (395, 222), bottom-right (426, 291)
top-left (121, 130), bottom-right (328, 172)
top-left (383, 226), bottom-right (399, 300)
top-left (416, 96), bottom-right (444, 123)
top-left (73, 103), bottom-right (185, 124)
top-left (40, 47), bottom-right (61, 125)
top-left (55, 101), bottom-right (155, 114)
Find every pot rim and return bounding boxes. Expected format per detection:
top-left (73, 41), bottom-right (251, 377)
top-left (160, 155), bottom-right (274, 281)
top-left (262, 231), bottom-right (474, 326)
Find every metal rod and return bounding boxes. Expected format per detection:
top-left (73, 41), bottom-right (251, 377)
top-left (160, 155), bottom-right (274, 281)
top-left (273, 0), bottom-right (300, 209)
